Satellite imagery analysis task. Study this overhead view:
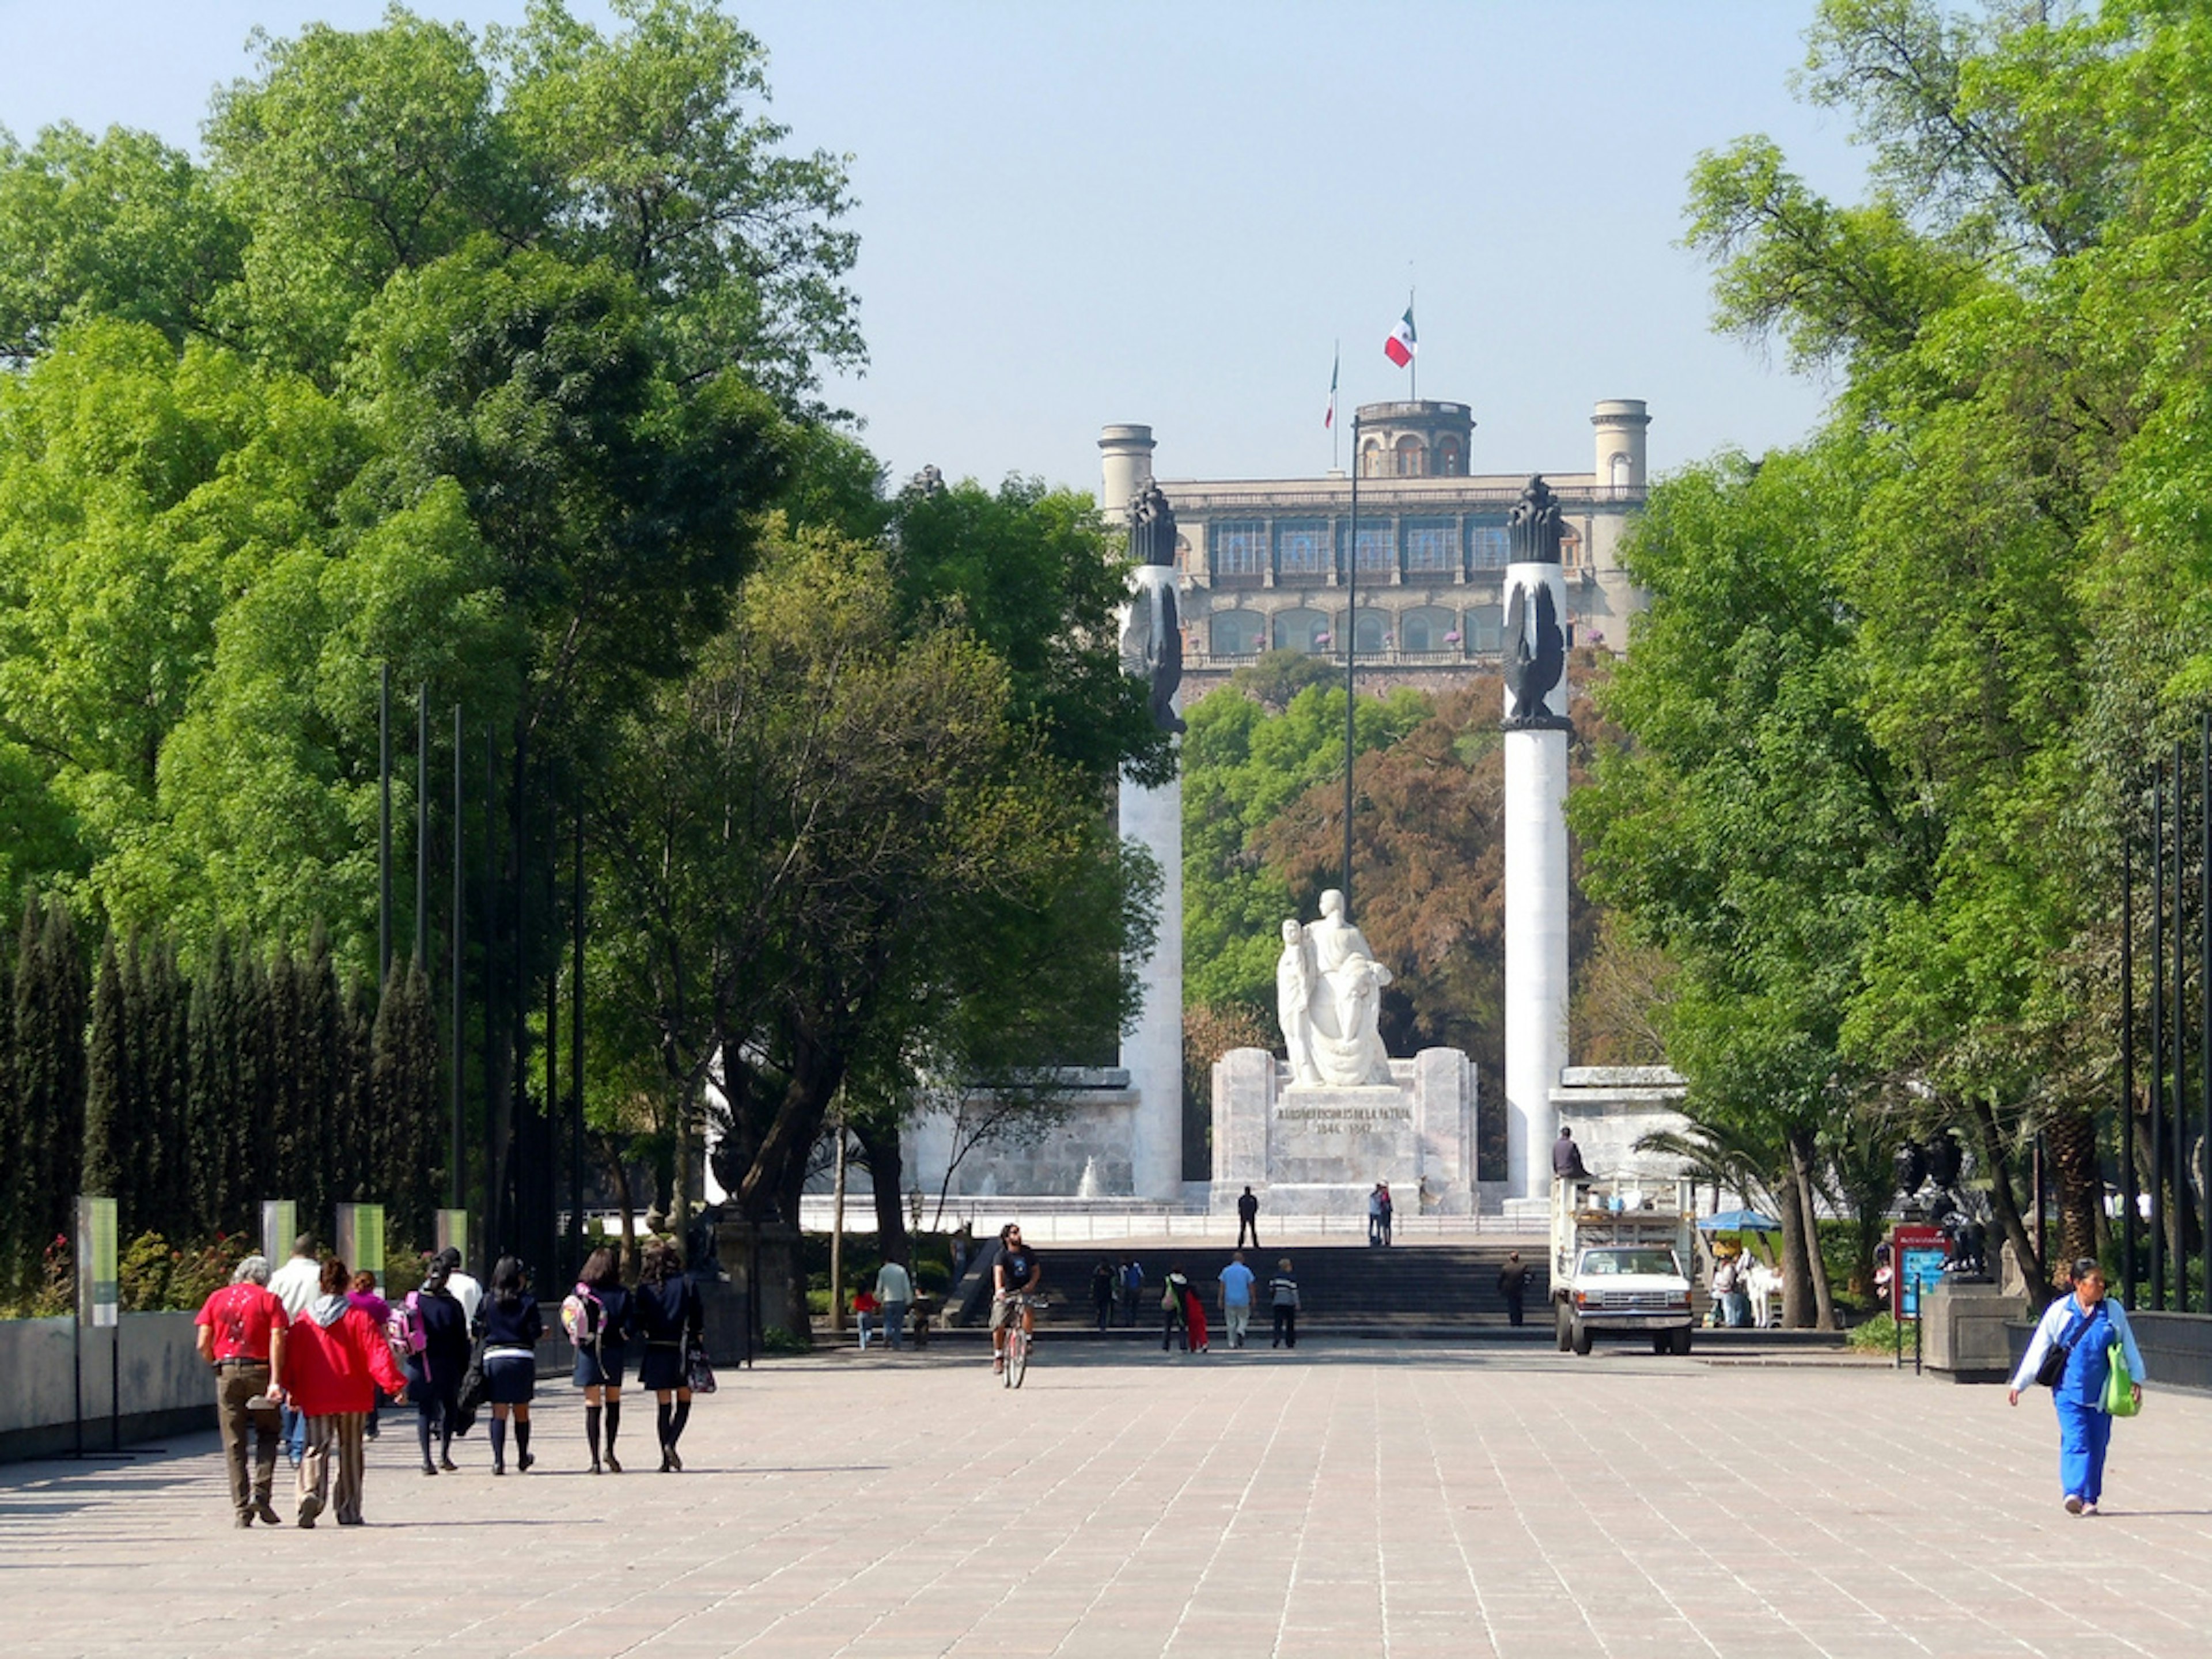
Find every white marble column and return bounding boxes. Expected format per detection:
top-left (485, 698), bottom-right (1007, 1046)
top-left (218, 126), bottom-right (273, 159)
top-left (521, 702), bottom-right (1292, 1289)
top-left (1123, 763), bottom-right (1185, 1202)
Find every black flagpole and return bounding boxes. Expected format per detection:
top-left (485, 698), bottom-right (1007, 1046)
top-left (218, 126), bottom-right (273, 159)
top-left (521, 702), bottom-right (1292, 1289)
top-left (1343, 413), bottom-right (1360, 911)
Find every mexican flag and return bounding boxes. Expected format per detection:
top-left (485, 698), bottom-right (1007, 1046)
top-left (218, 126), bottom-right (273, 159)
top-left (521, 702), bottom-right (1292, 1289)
top-left (1323, 347), bottom-right (1339, 429)
top-left (1383, 305), bottom-right (1417, 367)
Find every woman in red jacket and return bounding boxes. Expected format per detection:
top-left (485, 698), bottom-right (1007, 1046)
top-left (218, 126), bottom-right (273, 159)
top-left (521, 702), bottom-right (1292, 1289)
top-left (282, 1256), bottom-right (408, 1527)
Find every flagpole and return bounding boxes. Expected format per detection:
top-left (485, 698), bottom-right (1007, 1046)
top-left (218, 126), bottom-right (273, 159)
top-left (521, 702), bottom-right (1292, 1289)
top-left (1343, 411), bottom-right (1359, 911)
top-left (1331, 340), bottom-right (1340, 474)
top-left (1408, 287), bottom-right (1416, 402)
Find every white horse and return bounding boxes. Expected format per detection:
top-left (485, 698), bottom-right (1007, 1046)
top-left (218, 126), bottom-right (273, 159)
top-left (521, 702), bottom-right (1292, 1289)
top-left (1743, 1262), bottom-right (1785, 1328)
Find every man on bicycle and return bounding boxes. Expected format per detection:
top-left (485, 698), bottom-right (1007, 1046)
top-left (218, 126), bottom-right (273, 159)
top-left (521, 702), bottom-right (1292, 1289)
top-left (992, 1222), bottom-right (1042, 1376)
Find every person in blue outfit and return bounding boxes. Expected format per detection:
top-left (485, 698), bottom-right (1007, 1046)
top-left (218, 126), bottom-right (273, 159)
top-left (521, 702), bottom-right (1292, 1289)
top-left (569, 1247), bottom-right (633, 1474)
top-left (403, 1256), bottom-right (471, 1475)
top-left (2007, 1258), bottom-right (2147, 1516)
top-left (633, 1240), bottom-right (704, 1474)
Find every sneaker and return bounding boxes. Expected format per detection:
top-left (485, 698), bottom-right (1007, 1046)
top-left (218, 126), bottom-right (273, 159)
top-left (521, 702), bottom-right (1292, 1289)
top-left (253, 1498), bottom-right (282, 1527)
top-left (2083, 1502), bottom-right (2100, 1516)
top-left (2064, 1495), bottom-right (2084, 1515)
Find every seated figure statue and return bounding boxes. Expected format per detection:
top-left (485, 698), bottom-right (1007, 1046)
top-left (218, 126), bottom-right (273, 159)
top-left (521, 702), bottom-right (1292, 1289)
top-left (1276, 890), bottom-right (1393, 1087)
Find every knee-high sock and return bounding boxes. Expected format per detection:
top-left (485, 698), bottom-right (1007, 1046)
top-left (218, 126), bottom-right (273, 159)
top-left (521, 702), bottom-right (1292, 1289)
top-left (515, 1418), bottom-right (531, 1459)
top-left (438, 1397), bottom-right (454, 1459)
top-left (604, 1399), bottom-right (621, 1455)
top-left (669, 1399), bottom-right (691, 1448)
top-left (656, 1400), bottom-right (673, 1449)
top-left (416, 1408), bottom-right (434, 1465)
top-left (586, 1404), bottom-right (602, 1463)
top-left (489, 1416), bottom-right (507, 1464)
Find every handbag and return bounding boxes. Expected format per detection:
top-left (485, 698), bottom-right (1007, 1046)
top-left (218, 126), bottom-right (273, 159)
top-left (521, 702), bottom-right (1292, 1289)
top-left (2033, 1309), bottom-right (2086, 1389)
top-left (685, 1340), bottom-right (718, 1396)
top-left (2102, 1339), bottom-right (2141, 1417)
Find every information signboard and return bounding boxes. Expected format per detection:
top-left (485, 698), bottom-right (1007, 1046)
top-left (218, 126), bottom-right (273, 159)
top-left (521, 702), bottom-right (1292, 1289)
top-left (76, 1196), bottom-right (118, 1328)
top-left (335, 1203), bottom-right (387, 1291)
top-left (261, 1199), bottom-right (297, 1267)
top-left (1889, 1224), bottom-right (1949, 1320)
top-left (435, 1209), bottom-right (468, 1263)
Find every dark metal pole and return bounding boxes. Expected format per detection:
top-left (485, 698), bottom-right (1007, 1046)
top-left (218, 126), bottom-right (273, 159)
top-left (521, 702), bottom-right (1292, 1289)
top-left (483, 726), bottom-right (499, 1269)
top-left (2178, 738), bottom-right (2191, 1310)
top-left (449, 704), bottom-right (464, 1212)
top-left (2202, 710), bottom-right (2211, 1312)
top-left (2122, 820), bottom-right (2137, 1310)
top-left (378, 664), bottom-right (392, 986)
top-left (1342, 415), bottom-right (1359, 911)
top-left (415, 684), bottom-right (429, 965)
top-left (2153, 761), bottom-right (2166, 1309)
top-left (571, 805), bottom-right (585, 1280)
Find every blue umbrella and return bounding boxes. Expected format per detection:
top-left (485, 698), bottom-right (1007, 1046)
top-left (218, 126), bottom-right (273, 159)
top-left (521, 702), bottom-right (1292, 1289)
top-left (1696, 1207), bottom-right (1781, 1233)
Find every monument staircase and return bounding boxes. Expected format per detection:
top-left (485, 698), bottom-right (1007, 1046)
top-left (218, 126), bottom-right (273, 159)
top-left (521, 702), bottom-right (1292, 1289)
top-left (1020, 1243), bottom-right (1558, 1338)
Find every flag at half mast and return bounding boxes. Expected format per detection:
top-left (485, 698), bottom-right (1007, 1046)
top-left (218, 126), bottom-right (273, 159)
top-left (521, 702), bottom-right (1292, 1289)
top-left (1323, 347), bottom-right (1339, 429)
top-left (1383, 304), bottom-right (1417, 368)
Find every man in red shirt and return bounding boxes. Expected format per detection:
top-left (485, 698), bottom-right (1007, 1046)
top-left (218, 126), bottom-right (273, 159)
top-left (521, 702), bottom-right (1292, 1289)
top-left (194, 1255), bottom-right (290, 1528)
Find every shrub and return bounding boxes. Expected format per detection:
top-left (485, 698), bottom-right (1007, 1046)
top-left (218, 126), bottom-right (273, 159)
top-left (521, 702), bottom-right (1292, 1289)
top-left (1847, 1312), bottom-right (1899, 1354)
top-left (119, 1231), bottom-right (176, 1312)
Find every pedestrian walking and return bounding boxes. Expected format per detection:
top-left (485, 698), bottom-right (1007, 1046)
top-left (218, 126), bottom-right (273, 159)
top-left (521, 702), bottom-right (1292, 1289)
top-left (267, 1233), bottom-right (322, 1467)
top-left (435, 1246), bottom-right (485, 1326)
top-left (854, 1286), bottom-right (881, 1350)
top-left (480, 1256), bottom-right (544, 1475)
top-left (634, 1241), bottom-right (705, 1473)
top-left (283, 1256), bottom-right (407, 1527)
top-left (1496, 1251), bottom-right (1528, 1328)
top-left (192, 1255), bottom-right (289, 1527)
top-left (403, 1255), bottom-right (470, 1475)
top-left (1121, 1259), bottom-right (1145, 1327)
top-left (566, 1247), bottom-right (633, 1474)
top-left (2008, 1259), bottom-right (2148, 1515)
top-left (875, 1256), bottom-right (914, 1351)
top-left (1185, 1279), bottom-right (1210, 1353)
top-left (1091, 1260), bottom-right (1116, 1332)
top-left (1270, 1258), bottom-right (1301, 1349)
top-left (1367, 1185), bottom-right (1384, 1247)
top-left (1161, 1266), bottom-right (1192, 1352)
top-left (1236, 1185), bottom-right (1261, 1250)
top-left (346, 1272), bottom-right (391, 1440)
top-left (1219, 1251), bottom-right (1256, 1349)
top-left (1377, 1182), bottom-right (1394, 1247)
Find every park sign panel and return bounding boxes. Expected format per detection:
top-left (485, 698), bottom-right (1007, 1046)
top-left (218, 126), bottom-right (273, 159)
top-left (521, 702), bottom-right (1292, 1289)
top-left (261, 1199), bottom-right (297, 1267)
top-left (336, 1203), bottom-right (387, 1292)
top-left (77, 1195), bottom-right (118, 1328)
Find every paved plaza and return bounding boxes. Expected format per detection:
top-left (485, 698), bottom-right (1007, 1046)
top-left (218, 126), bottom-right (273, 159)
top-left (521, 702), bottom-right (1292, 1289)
top-left (4, 1338), bottom-right (2210, 1658)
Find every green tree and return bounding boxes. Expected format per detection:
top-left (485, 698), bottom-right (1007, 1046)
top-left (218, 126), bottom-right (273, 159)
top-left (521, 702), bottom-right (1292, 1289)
top-left (81, 935), bottom-right (128, 1208)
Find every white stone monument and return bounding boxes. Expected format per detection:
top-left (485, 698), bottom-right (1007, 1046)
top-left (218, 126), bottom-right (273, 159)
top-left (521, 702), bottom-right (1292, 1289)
top-left (1212, 897), bottom-right (1477, 1216)
top-left (1501, 476), bottom-right (1573, 1202)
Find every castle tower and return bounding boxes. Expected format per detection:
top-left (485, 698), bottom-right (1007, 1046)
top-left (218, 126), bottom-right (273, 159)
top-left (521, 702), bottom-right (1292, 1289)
top-left (1591, 399), bottom-right (1650, 493)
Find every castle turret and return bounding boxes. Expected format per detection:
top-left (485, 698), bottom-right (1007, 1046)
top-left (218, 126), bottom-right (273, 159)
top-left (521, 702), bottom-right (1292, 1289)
top-left (1592, 399), bottom-right (1649, 494)
top-left (1099, 425), bottom-right (1156, 521)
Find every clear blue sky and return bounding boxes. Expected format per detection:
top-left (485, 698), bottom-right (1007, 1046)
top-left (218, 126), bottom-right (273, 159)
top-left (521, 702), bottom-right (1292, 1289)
top-left (0, 1), bottom-right (1867, 496)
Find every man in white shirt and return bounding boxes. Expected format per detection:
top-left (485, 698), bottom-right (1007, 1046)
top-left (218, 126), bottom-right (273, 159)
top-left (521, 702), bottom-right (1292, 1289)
top-left (266, 1235), bottom-right (322, 1467)
top-left (874, 1258), bottom-right (914, 1351)
top-left (435, 1247), bottom-right (484, 1326)
top-left (1218, 1252), bottom-right (1256, 1350)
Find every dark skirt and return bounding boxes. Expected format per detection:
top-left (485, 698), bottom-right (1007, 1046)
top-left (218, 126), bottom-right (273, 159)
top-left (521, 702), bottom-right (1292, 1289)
top-left (484, 1347), bottom-right (535, 1405)
top-left (637, 1341), bottom-right (687, 1392)
top-left (571, 1340), bottom-right (629, 1389)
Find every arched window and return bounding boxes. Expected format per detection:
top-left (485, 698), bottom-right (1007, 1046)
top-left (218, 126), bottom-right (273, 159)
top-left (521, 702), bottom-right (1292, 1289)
top-left (1608, 452), bottom-right (1632, 491)
top-left (1210, 610), bottom-right (1265, 657)
top-left (1394, 434), bottom-right (1426, 477)
top-left (1352, 609), bottom-right (1391, 654)
top-left (1400, 606), bottom-right (1457, 653)
top-left (1437, 436), bottom-right (1465, 476)
top-left (1360, 438), bottom-right (1386, 478)
top-left (1468, 604), bottom-right (1505, 655)
top-left (1273, 608), bottom-right (1332, 654)
top-left (1560, 526), bottom-right (1582, 569)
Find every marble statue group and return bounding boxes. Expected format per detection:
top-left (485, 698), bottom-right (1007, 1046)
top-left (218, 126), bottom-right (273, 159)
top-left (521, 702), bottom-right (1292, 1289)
top-left (1276, 890), bottom-right (1394, 1088)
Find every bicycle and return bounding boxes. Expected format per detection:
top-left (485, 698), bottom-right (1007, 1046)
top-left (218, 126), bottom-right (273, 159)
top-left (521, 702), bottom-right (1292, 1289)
top-left (996, 1292), bottom-right (1041, 1388)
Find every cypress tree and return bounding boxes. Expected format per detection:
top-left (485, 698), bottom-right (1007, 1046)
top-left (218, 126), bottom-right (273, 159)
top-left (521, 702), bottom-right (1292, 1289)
top-left (185, 934), bottom-right (237, 1234)
top-left (82, 934), bottom-right (127, 1210)
top-left (297, 929), bottom-right (339, 1224)
top-left (371, 959), bottom-right (443, 1247)
top-left (267, 944), bottom-right (303, 1217)
top-left (153, 937), bottom-right (192, 1240)
top-left (19, 897), bottom-right (88, 1262)
top-left (338, 974), bottom-right (377, 1207)
top-left (233, 949), bottom-right (276, 1215)
top-left (0, 911), bottom-right (21, 1295)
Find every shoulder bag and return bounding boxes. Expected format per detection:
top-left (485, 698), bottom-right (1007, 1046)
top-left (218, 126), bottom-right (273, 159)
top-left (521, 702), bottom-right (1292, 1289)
top-left (2033, 1307), bottom-right (2087, 1389)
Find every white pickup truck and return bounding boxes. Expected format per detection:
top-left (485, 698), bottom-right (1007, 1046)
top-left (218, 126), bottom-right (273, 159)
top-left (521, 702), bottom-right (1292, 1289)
top-left (1551, 1176), bottom-right (1696, 1355)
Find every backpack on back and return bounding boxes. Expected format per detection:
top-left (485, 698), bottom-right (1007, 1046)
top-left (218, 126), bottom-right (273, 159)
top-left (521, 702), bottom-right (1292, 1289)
top-left (387, 1293), bottom-right (427, 1368)
top-left (562, 1283), bottom-right (605, 1350)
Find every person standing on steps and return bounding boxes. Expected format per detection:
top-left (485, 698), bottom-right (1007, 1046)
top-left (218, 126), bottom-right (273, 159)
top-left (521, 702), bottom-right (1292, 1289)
top-left (1270, 1258), bottom-right (1301, 1349)
top-left (1161, 1265), bottom-right (1192, 1353)
top-left (282, 1256), bottom-right (407, 1527)
top-left (193, 1254), bottom-right (289, 1527)
top-left (1219, 1251), bottom-right (1256, 1349)
top-left (1091, 1261), bottom-right (1116, 1332)
top-left (1496, 1251), bottom-right (1529, 1327)
top-left (480, 1256), bottom-right (544, 1476)
top-left (1121, 1259), bottom-right (1145, 1327)
top-left (1376, 1183), bottom-right (1394, 1247)
top-left (634, 1241), bottom-right (705, 1473)
top-left (569, 1247), bottom-right (632, 1474)
top-left (1236, 1186), bottom-right (1261, 1250)
top-left (874, 1255), bottom-right (914, 1352)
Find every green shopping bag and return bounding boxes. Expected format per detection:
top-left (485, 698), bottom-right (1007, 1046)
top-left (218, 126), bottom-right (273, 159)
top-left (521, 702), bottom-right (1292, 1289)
top-left (2103, 1339), bottom-right (2141, 1417)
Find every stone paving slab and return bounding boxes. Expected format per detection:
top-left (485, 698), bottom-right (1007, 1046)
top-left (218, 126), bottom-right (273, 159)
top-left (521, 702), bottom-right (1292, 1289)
top-left (3, 1339), bottom-right (2209, 1658)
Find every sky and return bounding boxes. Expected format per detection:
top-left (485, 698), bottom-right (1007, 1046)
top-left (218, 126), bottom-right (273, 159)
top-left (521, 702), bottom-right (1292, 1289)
top-left (0, 1), bottom-right (1870, 497)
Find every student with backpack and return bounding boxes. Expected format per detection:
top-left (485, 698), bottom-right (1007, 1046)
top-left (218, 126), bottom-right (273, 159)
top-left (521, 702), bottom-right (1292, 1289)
top-left (402, 1256), bottom-right (470, 1474)
top-left (566, 1247), bottom-right (633, 1474)
top-left (633, 1241), bottom-right (705, 1473)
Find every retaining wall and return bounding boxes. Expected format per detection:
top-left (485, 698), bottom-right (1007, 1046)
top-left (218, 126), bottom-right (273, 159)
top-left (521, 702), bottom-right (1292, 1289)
top-left (0, 1313), bottom-right (213, 1464)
